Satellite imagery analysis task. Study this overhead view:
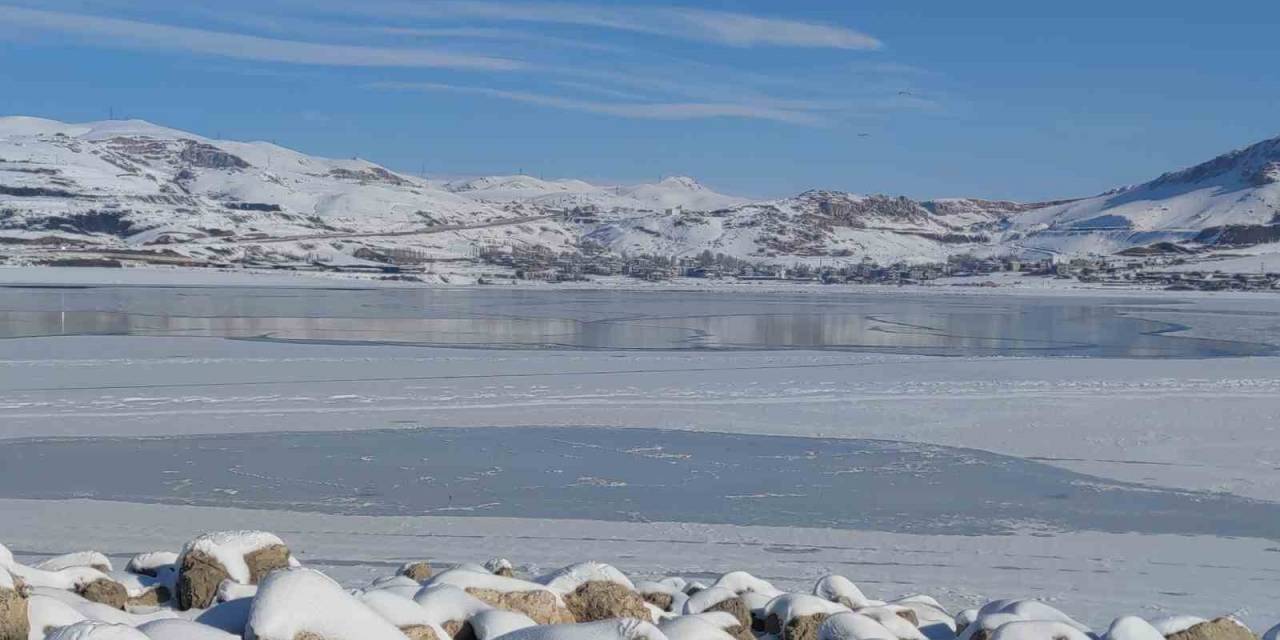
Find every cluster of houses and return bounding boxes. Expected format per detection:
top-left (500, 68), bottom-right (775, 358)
top-left (469, 243), bottom-right (1280, 290)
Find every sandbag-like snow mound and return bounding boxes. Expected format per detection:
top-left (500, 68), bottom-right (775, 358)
top-left (490, 618), bottom-right (668, 640)
top-left (177, 532), bottom-right (293, 610)
top-left (44, 621), bottom-right (150, 640)
top-left (245, 568), bottom-right (406, 640)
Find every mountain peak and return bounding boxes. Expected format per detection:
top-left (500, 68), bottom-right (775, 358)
top-left (656, 176), bottom-right (704, 191)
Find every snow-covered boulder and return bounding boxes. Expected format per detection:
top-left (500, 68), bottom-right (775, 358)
top-left (1151, 618), bottom-right (1209, 637)
top-left (412, 584), bottom-right (496, 638)
top-left (137, 618), bottom-right (240, 640)
top-left (818, 612), bottom-right (898, 640)
top-left (359, 589), bottom-right (449, 640)
top-left (27, 588), bottom-right (176, 627)
top-left (398, 562), bottom-right (434, 583)
top-left (1164, 618), bottom-right (1257, 640)
top-left (539, 563), bottom-right (636, 595)
top-left (1, 569), bottom-right (28, 640)
top-left (490, 618), bottom-right (668, 640)
top-left (124, 553), bottom-right (178, 579)
top-left (536, 562), bottom-right (648, 623)
top-left (635, 582), bottom-right (687, 614)
top-left (245, 568), bottom-right (406, 640)
top-left (427, 569), bottom-right (574, 625)
top-left (682, 588), bottom-right (752, 638)
top-left (1107, 617), bottom-right (1166, 640)
top-left (856, 607), bottom-right (927, 640)
top-left (960, 601), bottom-right (1089, 640)
top-left (711, 572), bottom-right (782, 599)
top-left (815, 576), bottom-right (874, 610)
top-left (44, 621), bottom-right (150, 640)
top-left (75, 580), bottom-right (128, 612)
top-left (484, 559), bottom-right (515, 579)
top-left (988, 621), bottom-right (1091, 640)
top-left (765, 594), bottom-right (852, 640)
top-left (470, 610), bottom-right (538, 640)
top-left (659, 615), bottom-right (737, 640)
top-left (177, 532), bottom-right (294, 610)
top-left (562, 582), bottom-right (651, 624)
top-left (890, 596), bottom-right (955, 639)
top-left (27, 595), bottom-right (89, 640)
top-left (36, 554), bottom-right (113, 575)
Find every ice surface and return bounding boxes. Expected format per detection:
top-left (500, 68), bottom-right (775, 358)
top-left (3, 426), bottom-right (1278, 539)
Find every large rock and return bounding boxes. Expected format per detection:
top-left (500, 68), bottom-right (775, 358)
top-left (562, 581), bottom-right (652, 623)
top-left (77, 578), bottom-right (129, 611)
top-left (706, 597), bottom-right (752, 633)
top-left (400, 625), bottom-right (444, 640)
top-left (776, 614), bottom-right (832, 640)
top-left (399, 562), bottom-right (435, 583)
top-left (765, 594), bottom-right (850, 640)
top-left (464, 588), bottom-right (575, 625)
top-left (0, 570), bottom-right (29, 640)
top-left (1166, 619), bottom-right (1258, 640)
top-left (178, 532), bottom-right (292, 610)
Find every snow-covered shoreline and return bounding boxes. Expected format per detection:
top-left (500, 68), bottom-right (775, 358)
top-left (3, 264), bottom-right (1279, 300)
top-left (1, 500), bottom-right (1277, 631)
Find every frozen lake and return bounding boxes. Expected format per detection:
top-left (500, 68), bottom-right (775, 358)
top-left (0, 285), bottom-right (1275, 357)
top-left (2, 426), bottom-right (1277, 539)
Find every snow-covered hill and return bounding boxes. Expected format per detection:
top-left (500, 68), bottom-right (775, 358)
top-left (583, 191), bottom-right (1039, 263)
top-left (4, 115), bottom-right (1280, 273)
top-left (1008, 135), bottom-right (1280, 254)
top-left (445, 174), bottom-right (748, 214)
top-left (0, 117), bottom-right (575, 266)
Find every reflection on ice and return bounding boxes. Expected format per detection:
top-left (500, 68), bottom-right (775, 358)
top-left (0, 286), bottom-right (1274, 357)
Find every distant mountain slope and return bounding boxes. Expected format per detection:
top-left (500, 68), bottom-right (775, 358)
top-left (0, 117), bottom-right (575, 263)
top-left (1008, 135), bottom-right (1280, 254)
top-left (5, 115), bottom-right (1279, 270)
top-left (582, 191), bottom-right (1041, 263)
top-left (446, 174), bottom-right (748, 214)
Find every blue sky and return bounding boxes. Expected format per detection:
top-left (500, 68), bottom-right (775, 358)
top-left (1, 0), bottom-right (1277, 201)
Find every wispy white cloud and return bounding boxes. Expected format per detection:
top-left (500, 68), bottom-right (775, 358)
top-left (372, 82), bottom-right (827, 125)
top-left (376, 26), bottom-right (630, 54)
top-left (0, 5), bottom-right (525, 70)
top-left (316, 1), bottom-right (882, 50)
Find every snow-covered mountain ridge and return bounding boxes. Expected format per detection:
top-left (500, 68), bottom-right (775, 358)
top-left (2, 116), bottom-right (1279, 269)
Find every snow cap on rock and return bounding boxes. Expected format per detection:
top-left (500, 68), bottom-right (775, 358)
top-left (246, 567), bottom-right (407, 640)
top-left (44, 621), bottom-right (150, 640)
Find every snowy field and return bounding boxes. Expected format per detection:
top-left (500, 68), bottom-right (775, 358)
top-left (1, 275), bottom-right (1278, 629)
